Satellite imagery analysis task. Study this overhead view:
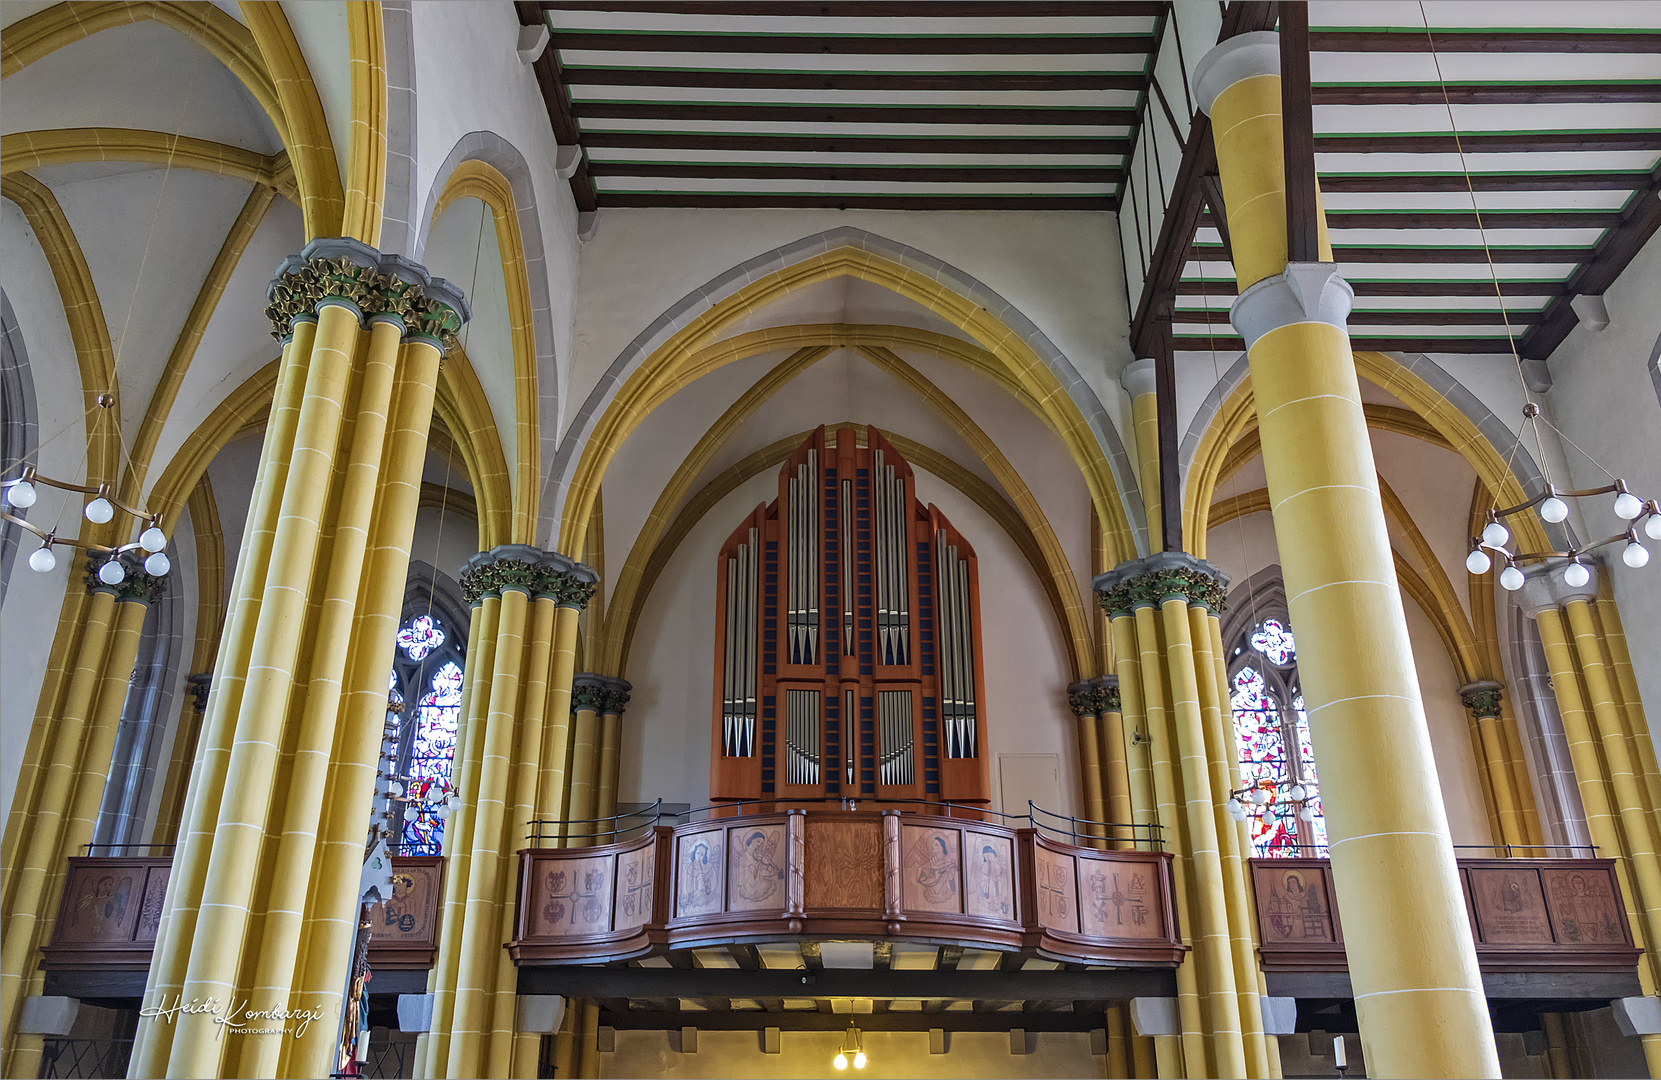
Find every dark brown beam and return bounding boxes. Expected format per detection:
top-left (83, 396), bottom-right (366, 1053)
top-left (1519, 173), bottom-right (1661, 359)
top-left (1189, 244), bottom-right (1594, 263)
top-left (540, 1), bottom-right (1167, 13)
top-left (582, 131), bottom-right (1128, 155)
top-left (1321, 172), bottom-right (1650, 192)
top-left (1175, 308), bottom-right (1531, 325)
top-left (522, 966), bottom-right (1178, 1000)
top-left (1312, 83), bottom-right (1661, 105)
top-left (1308, 30), bottom-right (1661, 53)
top-left (564, 68), bottom-right (1147, 93)
top-left (515, 1), bottom-right (599, 212)
top-left (1280, 3), bottom-right (1319, 263)
top-left (1173, 334), bottom-right (1524, 353)
top-left (556, 31), bottom-right (1156, 54)
top-left (1268, 210), bottom-right (1622, 230)
top-left (573, 101), bottom-right (1138, 126)
top-left (597, 193), bottom-right (1115, 210)
top-left (1181, 278), bottom-right (1564, 297)
top-left (589, 162), bottom-right (1122, 184)
top-left (1316, 131), bottom-right (1661, 154)
top-left (599, 1008), bottom-right (1109, 1032)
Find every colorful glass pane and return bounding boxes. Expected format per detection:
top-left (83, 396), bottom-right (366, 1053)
top-left (1293, 693), bottom-right (1328, 852)
top-left (1249, 618), bottom-right (1296, 666)
top-left (397, 615), bottom-right (446, 661)
top-left (402, 660), bottom-right (463, 853)
top-left (1231, 666), bottom-right (1294, 855)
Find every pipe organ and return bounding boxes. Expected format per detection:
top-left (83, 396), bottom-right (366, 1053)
top-left (712, 426), bottom-right (989, 805)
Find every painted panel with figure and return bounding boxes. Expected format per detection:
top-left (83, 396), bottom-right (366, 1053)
top-left (675, 830), bottom-right (724, 919)
top-left (1542, 867), bottom-right (1628, 944)
top-left (963, 832), bottom-right (1015, 922)
top-left (727, 823), bottom-right (787, 912)
top-left (1467, 867), bottom-right (1551, 944)
top-left (901, 825), bottom-right (962, 915)
top-left (1255, 863), bottom-right (1337, 945)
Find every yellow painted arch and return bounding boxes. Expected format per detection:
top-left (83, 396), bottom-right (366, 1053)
top-left (342, 0), bottom-right (387, 246)
top-left (1, 0), bottom-right (343, 237)
top-left (434, 162), bottom-right (540, 543)
top-left (433, 343), bottom-right (513, 550)
top-left (0, 129), bottom-right (298, 204)
top-left (558, 246), bottom-right (1137, 565)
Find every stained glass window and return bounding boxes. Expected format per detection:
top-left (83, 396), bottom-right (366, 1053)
top-left (397, 615), bottom-right (446, 661)
top-left (401, 660), bottom-right (462, 853)
top-left (1230, 617), bottom-right (1326, 856)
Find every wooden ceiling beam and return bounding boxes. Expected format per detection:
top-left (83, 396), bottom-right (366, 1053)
top-left (573, 101), bottom-right (1138, 126)
top-left (1519, 170), bottom-right (1661, 359)
top-left (597, 193), bottom-right (1114, 210)
top-left (1173, 334), bottom-right (1522, 353)
top-left (1188, 244), bottom-right (1594, 263)
top-left (1320, 172), bottom-right (1649, 192)
top-left (582, 132), bottom-right (1129, 155)
top-left (1316, 132), bottom-right (1661, 154)
top-left (1308, 31), bottom-right (1661, 53)
top-left (564, 68), bottom-right (1148, 92)
top-left (1221, 210), bottom-right (1620, 230)
top-left (589, 162), bottom-right (1122, 184)
top-left (1312, 83), bottom-right (1661, 105)
top-left (1181, 278), bottom-right (1564, 297)
top-left (1281, 2), bottom-right (1320, 263)
top-left (515, 0), bottom-right (598, 212)
top-left (556, 31), bottom-right (1156, 54)
top-left (539, 1), bottom-right (1167, 14)
top-left (1175, 308), bottom-right (1530, 326)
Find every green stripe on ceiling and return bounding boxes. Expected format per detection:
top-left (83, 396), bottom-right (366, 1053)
top-left (557, 28), bottom-right (1158, 40)
top-left (575, 99), bottom-right (1122, 111)
top-left (1308, 25), bottom-right (1661, 34)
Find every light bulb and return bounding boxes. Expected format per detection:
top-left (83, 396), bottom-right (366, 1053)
top-left (1563, 561), bottom-right (1590, 588)
top-left (1299, 805), bottom-right (1316, 822)
top-left (1539, 496), bottom-right (1568, 524)
top-left (1481, 521), bottom-right (1510, 548)
top-left (1623, 542), bottom-right (1650, 569)
top-left (84, 497), bottom-right (114, 524)
top-left (1250, 788), bottom-right (1270, 806)
top-left (139, 526), bottom-right (167, 552)
top-left (1465, 548), bottom-right (1492, 574)
top-left (389, 781), bottom-right (405, 798)
top-left (28, 545), bottom-right (56, 572)
top-left (4, 480), bottom-right (36, 508)
top-left (1646, 513), bottom-right (1661, 540)
top-left (448, 793), bottom-right (463, 812)
top-left (1229, 802), bottom-right (1248, 821)
top-left (97, 559), bottom-right (125, 585)
top-left (854, 1052), bottom-right (867, 1069)
top-left (1613, 491), bottom-right (1644, 520)
top-left (1289, 784), bottom-right (1307, 802)
top-left (144, 551), bottom-right (171, 576)
top-left (834, 1053), bottom-right (848, 1070)
top-left (1499, 565), bottom-right (1525, 591)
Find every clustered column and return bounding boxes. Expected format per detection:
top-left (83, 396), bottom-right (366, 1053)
top-left (1067, 676), bottom-right (1133, 849)
top-left (1457, 680), bottom-right (1543, 851)
top-left (0, 563), bottom-right (162, 1078)
top-left (128, 238), bottom-right (468, 1080)
top-left (1097, 554), bottom-right (1273, 1080)
top-left (418, 546), bottom-right (597, 1080)
top-left (1521, 563), bottom-right (1661, 1075)
top-left (1194, 29), bottom-right (1500, 1077)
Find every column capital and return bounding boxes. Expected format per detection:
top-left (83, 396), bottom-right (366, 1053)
top-left (1230, 262), bottom-right (1354, 350)
top-left (1458, 680), bottom-right (1505, 719)
top-left (1093, 676), bottom-right (1122, 714)
top-left (84, 552), bottom-right (166, 604)
top-left (1066, 681), bottom-right (1098, 718)
top-left (1119, 358), bottom-right (1158, 399)
top-left (1516, 558), bottom-right (1601, 619)
top-left (187, 672), bottom-right (212, 713)
top-left (1093, 551), bottom-right (1230, 616)
top-left (265, 237), bottom-right (471, 348)
top-left (458, 545), bottom-right (598, 607)
top-left (1193, 30), bottom-right (1281, 117)
top-left (573, 673), bottom-right (631, 716)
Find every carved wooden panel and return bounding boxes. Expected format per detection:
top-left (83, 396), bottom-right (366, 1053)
top-left (804, 818), bottom-right (882, 910)
top-left (1467, 866), bottom-right (1551, 944)
top-left (370, 858), bottom-right (442, 942)
top-left (1542, 866), bottom-right (1628, 945)
top-left (675, 829), bottom-right (725, 919)
top-left (726, 823), bottom-right (788, 912)
top-left (1254, 862), bottom-right (1338, 945)
top-left (136, 864), bottom-right (169, 941)
top-left (1078, 858), bottom-right (1164, 940)
top-left (614, 842), bottom-right (656, 932)
top-left (533, 856), bottom-right (613, 937)
top-left (901, 824), bottom-right (963, 915)
top-left (1032, 846), bottom-right (1078, 934)
top-left (963, 831), bottom-right (1015, 921)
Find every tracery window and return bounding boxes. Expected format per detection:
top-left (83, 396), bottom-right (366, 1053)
top-left (1229, 616), bottom-right (1326, 857)
top-left (388, 609), bottom-right (464, 854)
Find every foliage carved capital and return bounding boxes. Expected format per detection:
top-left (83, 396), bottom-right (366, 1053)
top-left (265, 238), bottom-right (470, 349)
top-left (458, 544), bottom-right (599, 607)
top-left (1094, 552), bottom-right (1230, 616)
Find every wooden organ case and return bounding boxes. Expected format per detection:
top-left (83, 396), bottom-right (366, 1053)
top-left (712, 426), bottom-right (990, 806)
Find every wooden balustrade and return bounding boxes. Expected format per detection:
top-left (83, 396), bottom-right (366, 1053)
top-left (509, 809), bottom-right (1184, 965)
top-left (1249, 857), bottom-right (1641, 971)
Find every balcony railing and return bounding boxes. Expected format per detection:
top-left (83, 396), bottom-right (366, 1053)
top-left (1249, 855), bottom-right (1641, 971)
top-left (511, 806), bottom-right (1183, 967)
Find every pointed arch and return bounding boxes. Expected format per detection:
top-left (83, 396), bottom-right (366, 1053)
top-left (550, 227), bottom-right (1144, 564)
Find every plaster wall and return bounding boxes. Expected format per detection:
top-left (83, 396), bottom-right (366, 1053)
top-left (619, 452), bottom-right (1081, 820)
top-left (1537, 229), bottom-right (1661, 746)
top-left (0, 202), bottom-right (89, 828)
top-left (567, 209), bottom-right (1131, 450)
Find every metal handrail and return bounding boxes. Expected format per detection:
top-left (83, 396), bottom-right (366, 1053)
top-left (78, 843), bottom-right (176, 855)
top-left (526, 796), bottom-right (1163, 851)
top-left (1252, 842), bottom-right (1601, 859)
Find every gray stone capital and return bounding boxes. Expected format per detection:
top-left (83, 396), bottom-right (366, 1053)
top-left (1230, 262), bottom-right (1354, 351)
top-left (1193, 31), bottom-right (1281, 117)
top-left (1120, 358), bottom-right (1158, 400)
top-left (1516, 558), bottom-right (1601, 619)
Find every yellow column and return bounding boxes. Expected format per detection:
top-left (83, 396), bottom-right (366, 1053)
top-left (594, 686), bottom-right (629, 827)
top-left (1069, 681), bottom-right (1108, 847)
top-left (1122, 358), bottom-right (1162, 551)
top-left (1459, 683), bottom-right (1526, 848)
top-left (566, 677), bottom-right (603, 847)
top-left (539, 605), bottom-right (584, 827)
top-left (1110, 616), bottom-right (1157, 832)
top-left (1197, 31), bottom-right (1497, 1077)
top-left (1595, 592), bottom-right (1661, 812)
top-left (1098, 683), bottom-right (1136, 841)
